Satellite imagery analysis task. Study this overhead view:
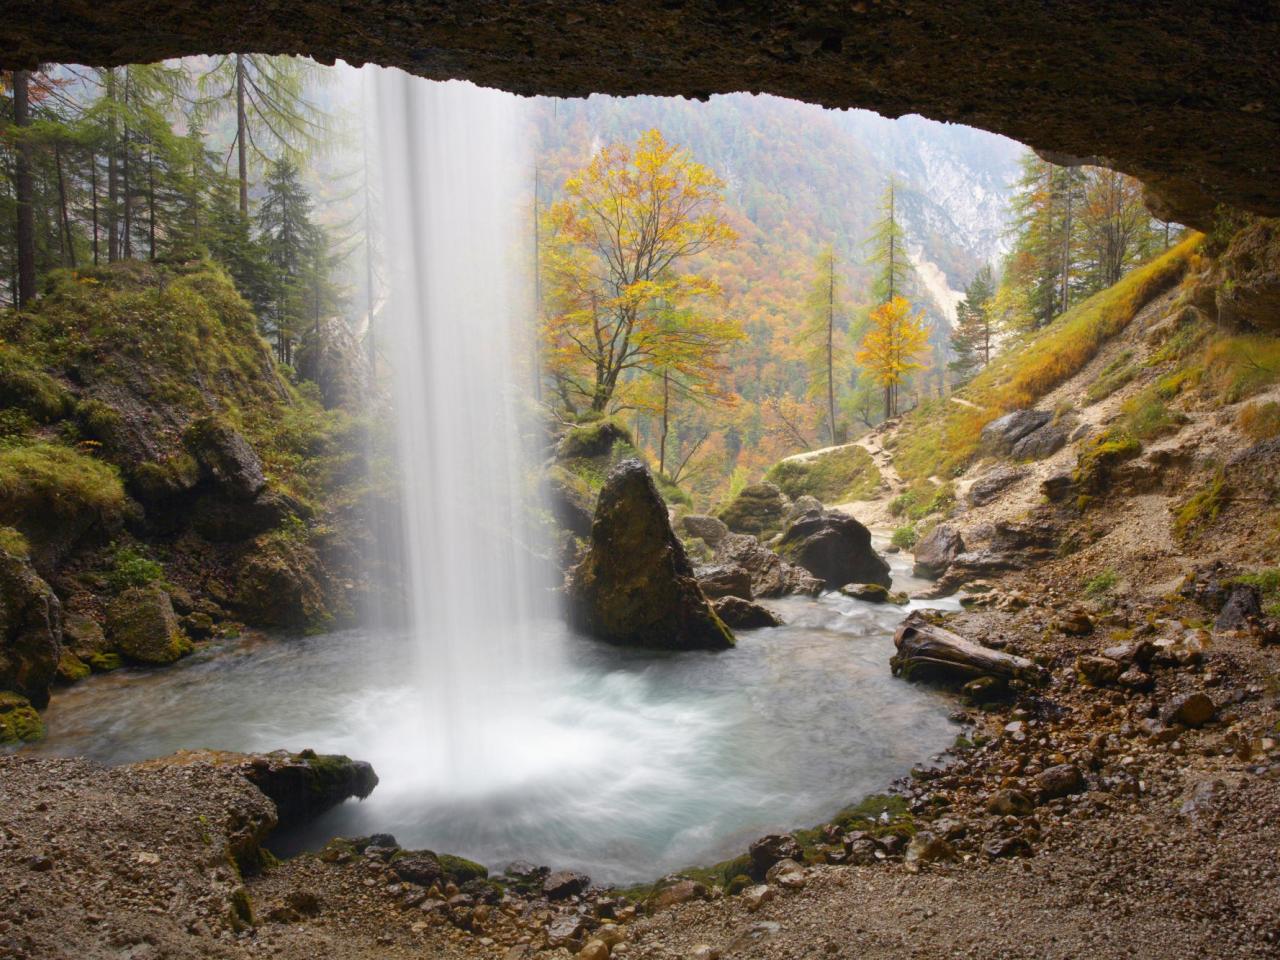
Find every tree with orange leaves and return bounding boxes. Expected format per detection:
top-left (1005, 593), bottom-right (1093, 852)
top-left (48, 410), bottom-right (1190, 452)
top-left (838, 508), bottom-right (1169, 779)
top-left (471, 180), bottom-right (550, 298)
top-left (855, 295), bottom-right (930, 419)
top-left (540, 129), bottom-right (740, 430)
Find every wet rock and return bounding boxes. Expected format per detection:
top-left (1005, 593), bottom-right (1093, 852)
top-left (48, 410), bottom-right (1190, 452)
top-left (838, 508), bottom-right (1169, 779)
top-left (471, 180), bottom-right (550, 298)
top-left (967, 468), bottom-right (1025, 508)
top-left (1010, 421), bottom-right (1070, 461)
top-left (567, 460), bottom-right (733, 651)
top-left (107, 584), bottom-right (191, 665)
top-left (717, 483), bottom-right (790, 539)
top-left (694, 563), bottom-right (753, 600)
top-left (1215, 584), bottom-right (1262, 631)
top-left (986, 789), bottom-right (1034, 816)
top-left (184, 417), bottom-right (267, 501)
top-left (503, 860), bottom-right (549, 884)
top-left (1077, 655), bottom-right (1122, 686)
top-left (712, 596), bottom-right (782, 628)
top-left (714, 533), bottom-right (823, 598)
top-left (556, 419), bottom-right (631, 461)
top-left (776, 509), bottom-right (890, 589)
top-left (1036, 764), bottom-right (1085, 800)
top-left (748, 833), bottom-right (802, 880)
top-left (1161, 692), bottom-right (1216, 729)
top-left (0, 544), bottom-right (62, 707)
top-left (191, 488), bottom-right (301, 543)
top-left (980, 410), bottom-right (1051, 457)
top-left (682, 514), bottom-right (729, 547)
top-left (841, 582), bottom-right (889, 602)
top-left (912, 524), bottom-right (964, 579)
top-left (232, 534), bottom-right (333, 630)
top-left (543, 870), bottom-right (591, 900)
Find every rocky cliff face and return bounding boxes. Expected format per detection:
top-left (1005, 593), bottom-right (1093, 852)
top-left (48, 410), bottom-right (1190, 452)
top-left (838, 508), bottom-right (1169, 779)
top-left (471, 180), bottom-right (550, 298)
top-left (0, 262), bottom-right (385, 741)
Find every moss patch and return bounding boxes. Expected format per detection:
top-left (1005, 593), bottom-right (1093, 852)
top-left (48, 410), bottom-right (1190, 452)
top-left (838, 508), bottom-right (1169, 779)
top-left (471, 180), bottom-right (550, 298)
top-left (0, 691), bottom-right (44, 743)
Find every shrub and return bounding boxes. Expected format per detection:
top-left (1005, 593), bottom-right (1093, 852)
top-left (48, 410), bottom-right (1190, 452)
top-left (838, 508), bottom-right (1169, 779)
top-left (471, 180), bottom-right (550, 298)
top-left (1083, 569), bottom-right (1119, 597)
top-left (1238, 400), bottom-right (1280, 441)
top-left (891, 524), bottom-right (918, 549)
top-left (0, 525), bottom-right (29, 556)
top-left (106, 544), bottom-right (164, 592)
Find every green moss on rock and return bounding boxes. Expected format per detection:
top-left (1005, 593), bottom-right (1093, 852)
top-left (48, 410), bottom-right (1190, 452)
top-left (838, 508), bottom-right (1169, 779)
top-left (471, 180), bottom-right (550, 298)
top-left (437, 854), bottom-right (488, 884)
top-left (717, 482), bottom-right (789, 539)
top-left (0, 691), bottom-right (44, 743)
top-left (106, 584), bottom-right (191, 664)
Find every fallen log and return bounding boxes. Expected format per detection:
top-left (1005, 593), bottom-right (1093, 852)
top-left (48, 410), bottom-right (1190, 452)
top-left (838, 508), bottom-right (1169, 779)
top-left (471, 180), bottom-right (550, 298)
top-left (891, 610), bottom-right (1045, 686)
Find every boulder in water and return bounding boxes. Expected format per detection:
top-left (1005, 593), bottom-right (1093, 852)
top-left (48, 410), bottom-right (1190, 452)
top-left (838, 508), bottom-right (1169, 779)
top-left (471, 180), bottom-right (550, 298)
top-left (713, 595), bottom-right (782, 628)
top-left (694, 562), bottom-right (753, 600)
top-left (567, 460), bottom-right (733, 651)
top-left (776, 510), bottom-right (890, 590)
top-left (912, 524), bottom-right (964, 580)
top-left (107, 584), bottom-right (191, 665)
top-left (714, 533), bottom-right (823, 597)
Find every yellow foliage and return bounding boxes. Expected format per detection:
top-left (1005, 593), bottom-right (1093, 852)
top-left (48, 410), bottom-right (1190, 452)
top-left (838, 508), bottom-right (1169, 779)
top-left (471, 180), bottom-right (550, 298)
top-left (855, 296), bottom-right (930, 418)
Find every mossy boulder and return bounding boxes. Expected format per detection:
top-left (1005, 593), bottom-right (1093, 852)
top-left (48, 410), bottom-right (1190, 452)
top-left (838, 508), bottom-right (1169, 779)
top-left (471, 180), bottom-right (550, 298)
top-left (232, 533), bottom-right (333, 630)
top-left (543, 463), bottom-right (595, 539)
top-left (764, 445), bottom-right (882, 503)
top-left (56, 648), bottom-right (91, 683)
top-left (0, 691), bottom-right (44, 743)
top-left (184, 417), bottom-right (267, 501)
top-left (107, 584), bottom-right (192, 664)
top-left (717, 482), bottom-right (790, 539)
top-left (568, 459), bottom-right (733, 651)
top-left (0, 544), bottom-right (63, 707)
top-left (555, 418), bottom-right (631, 461)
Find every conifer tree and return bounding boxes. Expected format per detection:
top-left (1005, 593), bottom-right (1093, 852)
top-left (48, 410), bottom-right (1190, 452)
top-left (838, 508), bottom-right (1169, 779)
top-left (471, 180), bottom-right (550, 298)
top-left (856, 295), bottom-right (930, 419)
top-left (868, 178), bottom-right (911, 305)
top-left (256, 157), bottom-right (320, 363)
top-left (948, 264), bottom-right (996, 383)
top-left (802, 245), bottom-right (849, 445)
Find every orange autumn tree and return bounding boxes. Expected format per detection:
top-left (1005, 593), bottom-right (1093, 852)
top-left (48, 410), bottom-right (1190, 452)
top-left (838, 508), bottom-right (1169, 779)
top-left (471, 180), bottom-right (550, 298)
top-left (856, 295), bottom-right (930, 419)
top-left (540, 130), bottom-right (740, 455)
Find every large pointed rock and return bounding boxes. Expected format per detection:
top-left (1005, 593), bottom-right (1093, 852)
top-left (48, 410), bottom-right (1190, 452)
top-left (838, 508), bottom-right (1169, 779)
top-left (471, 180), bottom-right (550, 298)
top-left (568, 459), bottom-right (733, 650)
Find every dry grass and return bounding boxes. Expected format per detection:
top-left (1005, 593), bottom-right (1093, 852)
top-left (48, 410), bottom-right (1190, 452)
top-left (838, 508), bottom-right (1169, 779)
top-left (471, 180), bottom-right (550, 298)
top-left (895, 235), bottom-right (1200, 481)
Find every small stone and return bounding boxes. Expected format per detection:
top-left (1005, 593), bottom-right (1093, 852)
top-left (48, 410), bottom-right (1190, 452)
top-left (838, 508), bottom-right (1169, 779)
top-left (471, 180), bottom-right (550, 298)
top-left (577, 939), bottom-right (610, 960)
top-left (742, 885), bottom-right (775, 913)
top-left (986, 789), bottom-right (1034, 816)
top-left (1036, 764), bottom-right (1085, 800)
top-left (1077, 654), bottom-right (1122, 686)
top-left (764, 858), bottom-right (805, 888)
top-left (748, 834), bottom-right (802, 880)
top-left (543, 870), bottom-right (591, 900)
top-left (1161, 692), bottom-right (1216, 728)
top-left (904, 832), bottom-right (956, 869)
top-left (687, 946), bottom-right (721, 960)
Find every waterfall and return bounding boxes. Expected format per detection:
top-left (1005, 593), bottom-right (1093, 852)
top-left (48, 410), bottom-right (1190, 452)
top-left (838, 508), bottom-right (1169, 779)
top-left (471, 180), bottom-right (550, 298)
top-left (370, 70), bottom-right (549, 791)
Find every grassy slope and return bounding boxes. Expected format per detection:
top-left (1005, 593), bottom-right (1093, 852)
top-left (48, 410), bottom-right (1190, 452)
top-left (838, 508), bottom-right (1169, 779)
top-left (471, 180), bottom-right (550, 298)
top-left (892, 235), bottom-right (1201, 482)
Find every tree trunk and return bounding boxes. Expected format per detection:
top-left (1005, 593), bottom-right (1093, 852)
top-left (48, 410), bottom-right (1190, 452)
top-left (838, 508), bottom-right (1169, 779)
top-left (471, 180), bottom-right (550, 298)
top-left (55, 143), bottom-right (76, 268)
top-left (147, 147), bottom-right (156, 260)
top-left (90, 151), bottom-right (100, 265)
top-left (826, 255), bottom-right (836, 445)
top-left (106, 69), bottom-right (119, 262)
top-left (121, 72), bottom-right (132, 261)
top-left (236, 54), bottom-right (249, 217)
top-left (12, 70), bottom-right (36, 307)
top-left (659, 368), bottom-right (670, 476)
top-left (883, 384), bottom-right (892, 421)
top-left (1059, 172), bottom-right (1073, 315)
top-left (892, 610), bottom-right (1044, 685)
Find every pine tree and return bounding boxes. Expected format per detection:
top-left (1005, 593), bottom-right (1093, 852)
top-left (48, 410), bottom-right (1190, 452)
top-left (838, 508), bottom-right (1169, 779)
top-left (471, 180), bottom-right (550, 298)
top-left (197, 55), bottom-right (328, 217)
top-left (256, 157), bottom-right (320, 363)
top-left (868, 178), bottom-right (911, 305)
top-left (801, 245), bottom-right (849, 445)
top-left (948, 264), bottom-right (996, 383)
